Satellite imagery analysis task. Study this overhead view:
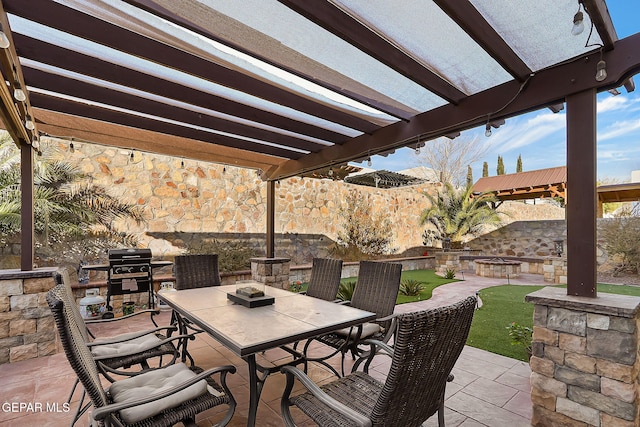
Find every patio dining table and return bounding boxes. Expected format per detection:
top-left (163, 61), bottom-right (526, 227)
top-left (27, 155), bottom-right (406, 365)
top-left (158, 283), bottom-right (376, 427)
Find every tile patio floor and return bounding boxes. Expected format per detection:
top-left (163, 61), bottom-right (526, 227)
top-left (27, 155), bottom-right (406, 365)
top-left (0, 271), bottom-right (537, 426)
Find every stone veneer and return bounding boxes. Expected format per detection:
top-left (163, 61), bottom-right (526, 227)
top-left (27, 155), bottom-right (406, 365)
top-left (0, 268), bottom-right (58, 364)
top-left (4, 138), bottom-right (436, 269)
top-left (474, 258), bottom-right (521, 278)
top-left (526, 287), bottom-right (640, 426)
top-left (250, 257), bottom-right (291, 289)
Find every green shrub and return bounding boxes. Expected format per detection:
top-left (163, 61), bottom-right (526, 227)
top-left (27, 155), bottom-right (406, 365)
top-left (444, 268), bottom-right (456, 279)
top-left (186, 238), bottom-right (255, 272)
top-left (337, 281), bottom-right (356, 302)
top-left (399, 279), bottom-right (425, 296)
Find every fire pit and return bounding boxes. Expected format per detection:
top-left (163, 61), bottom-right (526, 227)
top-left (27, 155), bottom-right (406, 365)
top-left (475, 258), bottom-right (521, 278)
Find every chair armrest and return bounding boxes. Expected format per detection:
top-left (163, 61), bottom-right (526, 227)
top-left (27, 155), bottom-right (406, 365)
top-left (280, 366), bottom-right (372, 427)
top-left (359, 339), bottom-right (394, 358)
top-left (86, 325), bottom-right (178, 346)
top-left (91, 365), bottom-right (236, 421)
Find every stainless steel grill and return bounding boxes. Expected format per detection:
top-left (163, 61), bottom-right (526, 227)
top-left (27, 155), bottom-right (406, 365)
top-left (106, 248), bottom-right (153, 310)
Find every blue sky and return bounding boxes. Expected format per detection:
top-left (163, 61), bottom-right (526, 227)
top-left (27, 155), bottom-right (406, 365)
top-left (367, 0), bottom-right (640, 183)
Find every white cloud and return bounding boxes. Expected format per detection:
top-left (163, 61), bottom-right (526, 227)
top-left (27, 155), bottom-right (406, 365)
top-left (485, 111), bottom-right (565, 152)
top-left (598, 118), bottom-right (640, 141)
top-left (597, 96), bottom-right (628, 113)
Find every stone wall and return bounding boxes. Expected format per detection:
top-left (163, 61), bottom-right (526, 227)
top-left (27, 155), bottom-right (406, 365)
top-left (0, 268), bottom-right (58, 364)
top-left (16, 138), bottom-right (436, 268)
top-left (526, 287), bottom-right (640, 426)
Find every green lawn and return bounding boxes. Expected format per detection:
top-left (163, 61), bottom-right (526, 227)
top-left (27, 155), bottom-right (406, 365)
top-left (468, 283), bottom-right (640, 361)
top-left (339, 269), bottom-right (459, 304)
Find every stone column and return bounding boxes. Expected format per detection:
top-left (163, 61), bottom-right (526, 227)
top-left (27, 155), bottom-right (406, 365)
top-left (526, 287), bottom-right (640, 426)
top-left (0, 267), bottom-right (59, 364)
top-left (250, 257), bottom-right (291, 289)
top-left (434, 251), bottom-right (461, 275)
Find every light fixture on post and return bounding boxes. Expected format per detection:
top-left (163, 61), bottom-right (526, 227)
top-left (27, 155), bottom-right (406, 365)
top-left (571, 5), bottom-right (585, 36)
top-left (0, 24), bottom-right (10, 49)
top-left (553, 239), bottom-right (564, 257)
top-left (13, 82), bottom-right (26, 102)
top-left (25, 114), bottom-right (35, 130)
top-left (595, 58), bottom-right (607, 82)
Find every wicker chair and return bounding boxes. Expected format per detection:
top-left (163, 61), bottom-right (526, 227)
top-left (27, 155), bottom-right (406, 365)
top-left (174, 254), bottom-right (221, 290)
top-left (54, 270), bottom-right (189, 424)
top-left (281, 295), bottom-right (477, 427)
top-left (303, 261), bottom-right (402, 377)
top-left (304, 257), bottom-right (343, 301)
top-left (47, 282), bottom-right (237, 427)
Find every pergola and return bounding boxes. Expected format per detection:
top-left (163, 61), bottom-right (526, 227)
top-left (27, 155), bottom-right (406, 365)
top-left (472, 166), bottom-right (567, 203)
top-left (1, 0), bottom-right (639, 298)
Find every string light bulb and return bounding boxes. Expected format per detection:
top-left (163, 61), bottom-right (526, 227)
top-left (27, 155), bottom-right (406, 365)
top-left (13, 82), bottom-right (26, 102)
top-left (25, 115), bottom-right (35, 130)
top-left (415, 145), bottom-right (421, 155)
top-left (485, 123), bottom-right (492, 137)
top-left (328, 167), bottom-right (334, 177)
top-left (180, 159), bottom-right (185, 168)
top-left (69, 138), bottom-right (75, 153)
top-left (129, 150), bottom-right (135, 160)
top-left (367, 157), bottom-right (372, 167)
top-left (0, 24), bottom-right (10, 49)
top-left (595, 60), bottom-right (607, 82)
top-left (571, 9), bottom-right (585, 36)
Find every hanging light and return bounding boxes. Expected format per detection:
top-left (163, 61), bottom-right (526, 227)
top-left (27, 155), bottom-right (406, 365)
top-left (25, 115), bottom-right (35, 130)
top-left (129, 150), bottom-right (135, 160)
top-left (415, 145), bottom-right (420, 155)
top-left (328, 167), bottom-right (334, 177)
top-left (13, 82), bottom-right (26, 102)
top-left (180, 158), bottom-right (185, 168)
top-left (31, 134), bottom-right (39, 150)
top-left (571, 8), bottom-right (585, 36)
top-left (69, 138), bottom-right (75, 153)
top-left (367, 157), bottom-right (372, 167)
top-left (595, 60), bottom-right (607, 82)
top-left (484, 123), bottom-right (492, 137)
top-left (0, 24), bottom-right (10, 49)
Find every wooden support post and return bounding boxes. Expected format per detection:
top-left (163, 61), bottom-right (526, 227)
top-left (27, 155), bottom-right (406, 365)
top-left (566, 89), bottom-right (597, 297)
top-left (20, 143), bottom-right (34, 270)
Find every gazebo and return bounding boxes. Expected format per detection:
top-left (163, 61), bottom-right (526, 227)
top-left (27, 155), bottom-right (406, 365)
top-left (0, 1), bottom-right (639, 298)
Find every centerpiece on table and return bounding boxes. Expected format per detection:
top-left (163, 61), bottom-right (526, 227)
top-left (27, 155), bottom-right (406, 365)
top-left (227, 280), bottom-right (274, 308)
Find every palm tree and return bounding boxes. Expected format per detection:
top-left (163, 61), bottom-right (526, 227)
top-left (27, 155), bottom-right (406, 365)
top-left (0, 134), bottom-right (144, 259)
top-left (419, 183), bottom-right (502, 245)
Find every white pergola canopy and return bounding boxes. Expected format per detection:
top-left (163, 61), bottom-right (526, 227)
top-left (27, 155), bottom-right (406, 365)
top-left (0, 0), bottom-right (636, 179)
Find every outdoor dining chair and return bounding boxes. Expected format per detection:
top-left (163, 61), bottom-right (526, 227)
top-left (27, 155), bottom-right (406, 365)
top-left (303, 257), bottom-right (343, 301)
top-left (54, 270), bottom-right (190, 424)
top-left (303, 260), bottom-right (402, 377)
top-left (281, 295), bottom-right (477, 427)
top-left (47, 282), bottom-right (237, 427)
top-left (172, 254), bottom-right (223, 362)
top-left (173, 254), bottom-right (222, 290)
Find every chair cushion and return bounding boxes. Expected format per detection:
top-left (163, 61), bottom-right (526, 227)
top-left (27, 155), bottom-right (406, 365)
top-left (91, 332), bottom-right (163, 358)
top-left (334, 322), bottom-right (381, 339)
top-left (108, 363), bottom-right (208, 423)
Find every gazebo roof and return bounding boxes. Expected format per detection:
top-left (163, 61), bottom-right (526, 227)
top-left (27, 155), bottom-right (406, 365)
top-left (0, 0), bottom-right (637, 181)
top-left (345, 170), bottom-right (427, 189)
top-left (472, 166), bottom-right (567, 201)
